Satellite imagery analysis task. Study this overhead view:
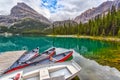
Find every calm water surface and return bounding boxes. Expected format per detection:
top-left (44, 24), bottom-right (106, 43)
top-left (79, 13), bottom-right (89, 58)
top-left (0, 36), bottom-right (119, 80)
top-left (1, 36), bottom-right (120, 70)
top-left (0, 36), bottom-right (115, 55)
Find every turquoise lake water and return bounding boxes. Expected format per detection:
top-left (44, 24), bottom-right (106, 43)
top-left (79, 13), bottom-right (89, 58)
top-left (1, 36), bottom-right (120, 71)
top-left (0, 36), bottom-right (115, 55)
top-left (0, 36), bottom-right (119, 80)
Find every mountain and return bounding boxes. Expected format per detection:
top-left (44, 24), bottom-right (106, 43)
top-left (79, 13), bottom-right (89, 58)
top-left (52, 20), bottom-right (77, 27)
top-left (44, 20), bottom-right (77, 30)
top-left (0, 3), bottom-right (50, 27)
top-left (43, 20), bottom-right (78, 34)
top-left (74, 0), bottom-right (120, 23)
top-left (112, 0), bottom-right (120, 9)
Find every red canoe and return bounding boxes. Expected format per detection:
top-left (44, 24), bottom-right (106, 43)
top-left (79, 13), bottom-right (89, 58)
top-left (28, 50), bottom-right (73, 65)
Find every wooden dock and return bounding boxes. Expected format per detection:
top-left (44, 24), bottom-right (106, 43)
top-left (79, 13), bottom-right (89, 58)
top-left (0, 50), bottom-right (26, 75)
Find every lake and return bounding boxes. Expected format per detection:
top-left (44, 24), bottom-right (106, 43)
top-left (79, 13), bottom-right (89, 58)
top-left (0, 36), bottom-right (120, 70)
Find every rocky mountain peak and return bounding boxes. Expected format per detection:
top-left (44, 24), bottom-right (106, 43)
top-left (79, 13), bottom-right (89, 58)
top-left (17, 2), bottom-right (31, 8)
top-left (0, 2), bottom-right (50, 27)
top-left (10, 2), bottom-right (36, 16)
top-left (10, 2), bottom-right (50, 23)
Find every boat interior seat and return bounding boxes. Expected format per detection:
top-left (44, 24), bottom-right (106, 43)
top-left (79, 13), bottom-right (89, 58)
top-left (63, 53), bottom-right (66, 56)
top-left (63, 52), bottom-right (69, 56)
top-left (45, 75), bottom-right (65, 80)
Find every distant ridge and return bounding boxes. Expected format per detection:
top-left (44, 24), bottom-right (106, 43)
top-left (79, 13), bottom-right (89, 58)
top-left (74, 0), bottom-right (120, 23)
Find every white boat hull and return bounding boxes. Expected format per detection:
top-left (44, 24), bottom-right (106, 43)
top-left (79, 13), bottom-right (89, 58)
top-left (0, 60), bottom-right (81, 80)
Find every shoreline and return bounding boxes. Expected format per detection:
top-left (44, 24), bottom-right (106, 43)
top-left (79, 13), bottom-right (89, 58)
top-left (0, 34), bottom-right (120, 42)
top-left (47, 35), bottom-right (120, 42)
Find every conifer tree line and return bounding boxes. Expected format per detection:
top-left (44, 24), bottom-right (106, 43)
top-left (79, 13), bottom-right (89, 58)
top-left (51, 6), bottom-right (120, 37)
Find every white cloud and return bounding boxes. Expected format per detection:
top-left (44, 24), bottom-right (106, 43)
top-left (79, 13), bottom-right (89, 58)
top-left (0, 0), bottom-right (113, 21)
top-left (0, 0), bottom-right (15, 15)
top-left (50, 0), bottom-right (111, 21)
top-left (23, 0), bottom-right (51, 19)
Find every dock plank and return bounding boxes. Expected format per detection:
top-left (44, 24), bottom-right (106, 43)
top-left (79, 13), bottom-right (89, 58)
top-left (0, 51), bottom-right (26, 75)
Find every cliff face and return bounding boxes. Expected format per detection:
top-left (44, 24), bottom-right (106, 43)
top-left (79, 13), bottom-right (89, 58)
top-left (74, 0), bottom-right (120, 23)
top-left (52, 20), bottom-right (78, 27)
top-left (0, 3), bottom-right (50, 27)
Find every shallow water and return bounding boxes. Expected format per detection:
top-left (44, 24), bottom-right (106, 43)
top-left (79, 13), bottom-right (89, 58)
top-left (56, 48), bottom-right (120, 80)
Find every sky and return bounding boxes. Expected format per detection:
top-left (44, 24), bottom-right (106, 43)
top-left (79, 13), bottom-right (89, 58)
top-left (0, 0), bottom-right (113, 21)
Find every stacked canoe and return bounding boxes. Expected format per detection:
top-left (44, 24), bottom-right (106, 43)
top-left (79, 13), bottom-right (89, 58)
top-left (3, 47), bottom-right (73, 74)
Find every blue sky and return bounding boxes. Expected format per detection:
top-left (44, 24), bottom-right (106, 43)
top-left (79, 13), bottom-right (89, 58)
top-left (41, 0), bottom-right (63, 13)
top-left (0, 0), bottom-right (113, 21)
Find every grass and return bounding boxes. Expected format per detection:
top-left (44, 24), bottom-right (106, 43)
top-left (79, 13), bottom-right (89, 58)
top-left (84, 45), bottom-right (120, 70)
